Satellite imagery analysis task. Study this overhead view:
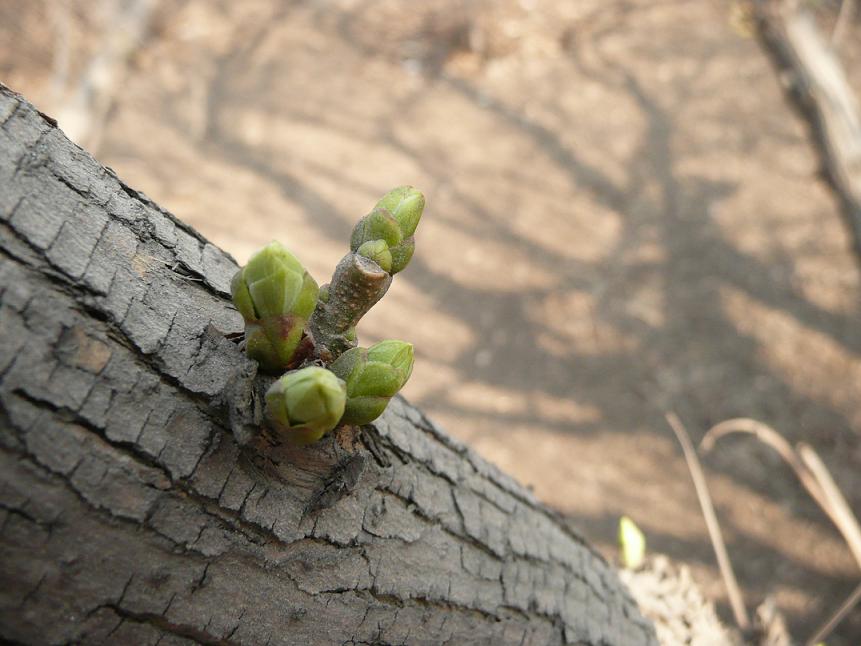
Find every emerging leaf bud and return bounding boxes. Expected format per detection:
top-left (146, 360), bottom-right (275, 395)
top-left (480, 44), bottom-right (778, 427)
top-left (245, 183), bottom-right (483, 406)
top-left (348, 188), bottom-right (425, 277)
top-left (265, 366), bottom-right (347, 445)
top-left (388, 237), bottom-right (415, 274)
top-left (356, 239), bottom-right (393, 273)
top-left (350, 207), bottom-right (402, 252)
top-left (230, 242), bottom-right (319, 372)
top-left (375, 186), bottom-right (425, 238)
top-left (329, 340), bottom-right (414, 425)
top-left (367, 339), bottom-right (414, 381)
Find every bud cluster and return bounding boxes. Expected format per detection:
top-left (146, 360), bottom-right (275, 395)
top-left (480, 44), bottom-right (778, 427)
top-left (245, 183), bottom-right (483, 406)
top-left (230, 186), bottom-right (425, 445)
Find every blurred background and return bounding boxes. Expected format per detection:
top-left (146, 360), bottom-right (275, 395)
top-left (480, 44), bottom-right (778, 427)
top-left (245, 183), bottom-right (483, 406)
top-left (2, 0), bottom-right (860, 642)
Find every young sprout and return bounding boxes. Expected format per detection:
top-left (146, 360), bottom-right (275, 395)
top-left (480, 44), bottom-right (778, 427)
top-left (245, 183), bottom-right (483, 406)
top-left (329, 340), bottom-right (414, 425)
top-left (265, 366), bottom-right (347, 445)
top-left (618, 515), bottom-right (646, 570)
top-left (231, 241), bottom-right (318, 372)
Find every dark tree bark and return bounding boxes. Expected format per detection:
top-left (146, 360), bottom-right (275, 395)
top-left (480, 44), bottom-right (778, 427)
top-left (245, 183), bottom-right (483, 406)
top-left (0, 84), bottom-right (656, 646)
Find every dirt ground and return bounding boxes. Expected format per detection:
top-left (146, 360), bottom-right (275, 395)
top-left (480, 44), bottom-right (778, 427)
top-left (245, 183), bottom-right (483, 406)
top-left (3, 0), bottom-right (861, 642)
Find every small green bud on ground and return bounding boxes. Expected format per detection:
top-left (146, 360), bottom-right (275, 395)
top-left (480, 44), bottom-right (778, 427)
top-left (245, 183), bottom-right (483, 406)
top-left (618, 515), bottom-right (646, 570)
top-left (265, 366), bottom-right (347, 445)
top-left (375, 186), bottom-right (425, 237)
top-left (356, 239), bottom-right (393, 273)
top-left (329, 340), bottom-right (414, 425)
top-left (231, 241), bottom-right (319, 372)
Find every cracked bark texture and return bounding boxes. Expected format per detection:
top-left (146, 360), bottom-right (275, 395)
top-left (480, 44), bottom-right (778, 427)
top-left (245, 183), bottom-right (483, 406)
top-left (0, 84), bottom-right (656, 646)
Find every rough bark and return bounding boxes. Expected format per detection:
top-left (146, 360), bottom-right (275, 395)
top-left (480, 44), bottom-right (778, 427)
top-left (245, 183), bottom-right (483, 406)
top-left (0, 84), bottom-right (656, 646)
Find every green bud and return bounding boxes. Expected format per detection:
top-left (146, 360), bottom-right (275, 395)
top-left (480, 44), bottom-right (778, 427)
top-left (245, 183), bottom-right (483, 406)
top-left (388, 237), bottom-right (415, 274)
top-left (348, 187), bottom-right (424, 276)
top-left (231, 242), bottom-right (319, 372)
top-left (618, 516), bottom-right (646, 570)
top-left (329, 340), bottom-right (414, 425)
top-left (367, 340), bottom-right (414, 385)
top-left (318, 284), bottom-right (330, 304)
top-left (375, 186), bottom-right (425, 238)
top-left (265, 366), bottom-right (347, 445)
top-left (351, 207), bottom-right (402, 252)
top-left (356, 239), bottom-right (393, 273)
top-left (230, 271), bottom-right (256, 321)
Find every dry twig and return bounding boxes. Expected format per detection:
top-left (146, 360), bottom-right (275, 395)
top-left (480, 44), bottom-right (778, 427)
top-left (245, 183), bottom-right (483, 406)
top-left (700, 417), bottom-right (861, 644)
top-left (701, 419), bottom-right (861, 570)
top-left (665, 412), bottom-right (750, 631)
top-left (807, 580), bottom-right (861, 646)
